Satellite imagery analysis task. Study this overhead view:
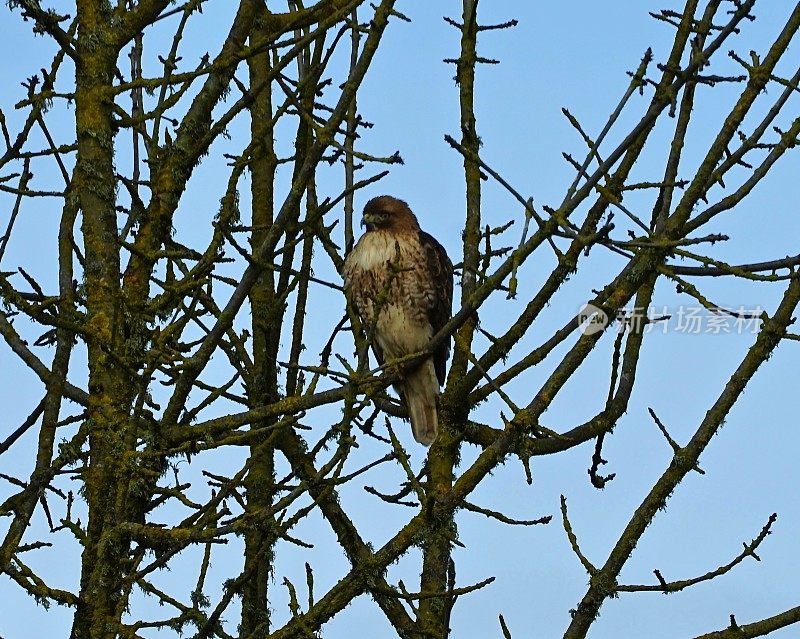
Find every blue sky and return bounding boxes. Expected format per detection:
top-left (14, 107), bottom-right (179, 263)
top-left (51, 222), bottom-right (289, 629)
top-left (1, 2), bottom-right (800, 638)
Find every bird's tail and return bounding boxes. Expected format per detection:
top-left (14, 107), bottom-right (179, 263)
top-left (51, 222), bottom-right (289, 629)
top-left (401, 360), bottom-right (440, 446)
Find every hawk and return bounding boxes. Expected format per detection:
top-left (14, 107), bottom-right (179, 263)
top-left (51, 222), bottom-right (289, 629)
top-left (343, 196), bottom-right (454, 445)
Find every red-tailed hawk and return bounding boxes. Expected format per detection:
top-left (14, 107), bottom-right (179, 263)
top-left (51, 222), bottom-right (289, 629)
top-left (343, 196), bottom-right (453, 445)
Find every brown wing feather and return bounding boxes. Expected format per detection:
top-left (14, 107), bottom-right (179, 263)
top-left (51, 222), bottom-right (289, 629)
top-left (418, 230), bottom-right (453, 386)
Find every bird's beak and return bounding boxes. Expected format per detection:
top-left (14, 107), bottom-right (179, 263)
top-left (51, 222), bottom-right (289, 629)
top-left (360, 216), bottom-right (367, 228)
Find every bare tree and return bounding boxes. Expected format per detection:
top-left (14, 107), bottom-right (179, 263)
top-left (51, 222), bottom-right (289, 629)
top-left (2, 1), bottom-right (800, 638)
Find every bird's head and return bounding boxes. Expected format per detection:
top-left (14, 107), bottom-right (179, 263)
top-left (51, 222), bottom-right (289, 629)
top-left (361, 196), bottom-right (420, 232)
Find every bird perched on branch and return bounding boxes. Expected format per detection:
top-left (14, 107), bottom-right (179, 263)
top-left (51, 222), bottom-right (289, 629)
top-left (343, 196), bottom-right (454, 445)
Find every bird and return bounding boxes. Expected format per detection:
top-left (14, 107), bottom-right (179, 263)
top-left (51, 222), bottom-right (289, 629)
top-left (343, 196), bottom-right (453, 445)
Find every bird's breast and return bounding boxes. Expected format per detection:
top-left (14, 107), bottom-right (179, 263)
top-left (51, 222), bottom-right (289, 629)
top-left (343, 231), bottom-right (431, 332)
top-left (346, 231), bottom-right (405, 270)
